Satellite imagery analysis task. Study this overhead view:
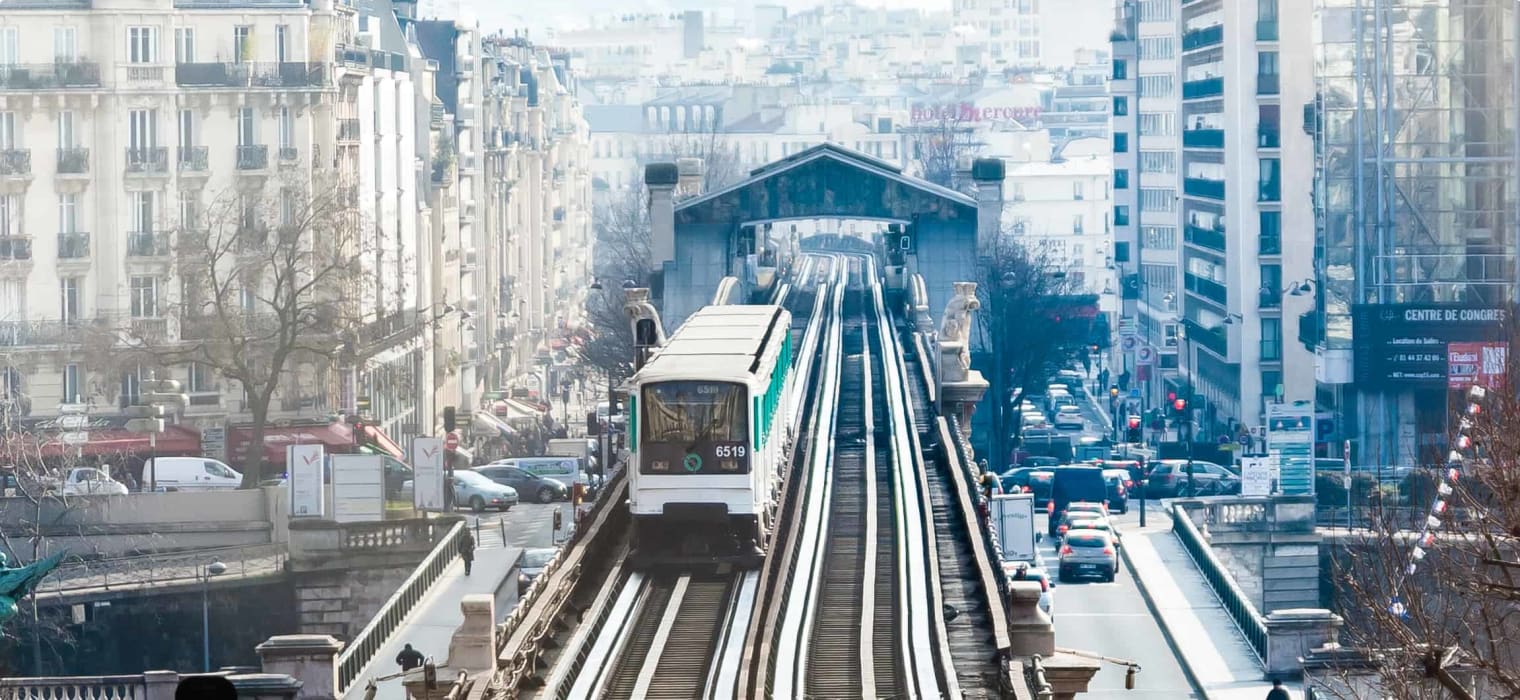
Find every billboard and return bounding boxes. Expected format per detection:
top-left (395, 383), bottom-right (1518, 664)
top-left (1447, 342), bottom-right (1509, 390)
top-left (1266, 402), bottom-right (1315, 496)
top-left (288, 444), bottom-right (326, 517)
top-left (1352, 304), bottom-right (1510, 386)
top-left (331, 454), bottom-right (385, 523)
top-left (411, 437), bottom-right (446, 511)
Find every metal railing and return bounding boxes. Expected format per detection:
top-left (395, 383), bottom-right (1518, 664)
top-left (0, 149), bottom-right (32, 176)
top-left (236, 145), bottom-right (269, 170)
top-left (336, 518), bottom-right (466, 693)
top-left (125, 147), bottom-right (168, 174)
top-left (57, 232), bottom-right (90, 259)
top-left (126, 231), bottom-right (170, 257)
top-left (175, 62), bottom-right (327, 88)
top-left (1171, 503), bottom-right (1267, 660)
top-left (178, 146), bottom-right (209, 173)
top-left (35, 543), bottom-right (287, 598)
top-left (1, 674), bottom-right (147, 700)
top-left (56, 147), bottom-right (90, 174)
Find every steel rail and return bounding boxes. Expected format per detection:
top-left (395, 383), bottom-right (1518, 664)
top-left (540, 551), bottom-right (635, 699)
top-left (561, 571), bottom-right (647, 699)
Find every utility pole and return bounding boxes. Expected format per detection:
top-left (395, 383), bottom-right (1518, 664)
top-left (125, 375), bottom-right (189, 491)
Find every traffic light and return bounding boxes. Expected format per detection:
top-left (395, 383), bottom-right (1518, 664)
top-left (1126, 415), bottom-right (1142, 443)
top-left (443, 405), bottom-right (457, 433)
top-left (1172, 396), bottom-right (1188, 417)
top-left (123, 404), bottom-right (165, 435)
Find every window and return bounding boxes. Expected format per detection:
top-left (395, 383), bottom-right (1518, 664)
top-left (1260, 318), bottom-right (1282, 361)
top-left (179, 109), bottom-right (196, 151)
top-left (121, 370), bottom-right (142, 406)
top-left (1259, 211), bottom-right (1281, 254)
top-left (0, 195), bottom-right (18, 238)
top-left (1073, 181), bottom-right (1085, 200)
top-left (1139, 0), bottom-right (1172, 21)
top-left (128, 109), bottom-right (157, 150)
top-left (54, 27), bottom-right (77, 62)
top-left (127, 26), bottom-right (158, 64)
top-left (275, 25), bottom-right (289, 63)
top-left (130, 191), bottom-right (155, 233)
top-left (188, 362), bottom-right (211, 393)
top-left (60, 277), bottom-right (80, 323)
top-left (1112, 97), bottom-right (1128, 117)
top-left (179, 189), bottom-right (199, 229)
top-left (1140, 187), bottom-right (1177, 213)
top-left (57, 111), bottom-right (76, 149)
top-left (1113, 133), bottom-right (1128, 153)
top-left (1139, 112), bottom-right (1174, 136)
top-left (129, 276), bottom-right (159, 318)
top-left (1073, 215), bottom-right (1084, 235)
top-left (1259, 158), bottom-right (1281, 201)
top-left (1259, 264), bottom-right (1282, 307)
top-left (1115, 169), bottom-right (1129, 190)
top-left (239, 284), bottom-right (257, 313)
top-left (1138, 75), bottom-right (1173, 98)
top-left (238, 107), bottom-right (257, 146)
top-left (279, 107), bottom-right (294, 149)
top-left (1257, 51), bottom-right (1280, 94)
top-left (175, 27), bottom-right (195, 63)
top-left (1142, 225), bottom-right (1176, 249)
top-left (1114, 205), bottom-right (1131, 226)
top-left (1139, 37), bottom-right (1173, 60)
top-left (1140, 150), bottom-right (1176, 174)
top-left (234, 26), bottom-right (253, 63)
top-left (0, 111), bottom-right (16, 149)
top-left (58, 193), bottom-right (79, 233)
top-left (1261, 370), bottom-right (1282, 402)
top-left (1112, 59), bottom-right (1127, 81)
top-left (0, 27), bottom-right (17, 67)
top-left (63, 364), bottom-right (81, 404)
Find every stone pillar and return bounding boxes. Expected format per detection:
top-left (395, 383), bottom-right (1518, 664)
top-left (675, 157), bottom-right (703, 198)
top-left (446, 594), bottom-right (497, 673)
top-left (646, 163), bottom-right (679, 279)
top-left (143, 670), bottom-right (180, 700)
top-left (1264, 609), bottom-right (1344, 679)
top-left (1006, 581), bottom-right (1054, 657)
top-left (256, 635), bottom-right (344, 700)
top-left (972, 157), bottom-right (1005, 258)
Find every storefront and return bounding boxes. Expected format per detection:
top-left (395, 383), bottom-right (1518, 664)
top-left (226, 421), bottom-right (356, 470)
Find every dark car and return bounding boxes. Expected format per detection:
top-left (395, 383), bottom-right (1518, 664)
top-left (382, 457), bottom-right (413, 498)
top-left (1100, 468), bottom-right (1130, 513)
top-left (516, 547), bottom-right (559, 595)
top-left (1000, 468), bottom-right (1055, 505)
top-left (475, 465), bottom-right (570, 503)
top-left (1048, 466), bottom-right (1109, 536)
top-left (1145, 460), bottom-right (1241, 498)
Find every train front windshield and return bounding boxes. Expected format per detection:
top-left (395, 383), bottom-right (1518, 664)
top-left (641, 381), bottom-right (750, 475)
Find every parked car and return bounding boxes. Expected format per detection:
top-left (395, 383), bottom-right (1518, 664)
top-left (474, 465), bottom-right (570, 503)
top-left (143, 457), bottom-right (243, 491)
top-left (48, 467), bottom-right (129, 496)
top-left (1145, 460), bottom-right (1241, 498)
top-left (517, 546), bottom-right (559, 595)
top-left (1058, 529), bottom-right (1118, 582)
top-left (1001, 561), bottom-right (1055, 618)
top-left (450, 470), bottom-right (519, 512)
top-left (1100, 468), bottom-right (1131, 513)
top-left (1048, 466), bottom-right (1110, 536)
top-left (381, 456), bottom-right (413, 499)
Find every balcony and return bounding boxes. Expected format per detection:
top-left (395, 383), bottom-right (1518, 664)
top-left (1256, 20), bottom-right (1279, 41)
top-left (130, 317), bottom-right (170, 341)
top-left (0, 62), bottom-right (101, 90)
top-left (1184, 224), bottom-right (1226, 252)
top-left (338, 119), bottom-right (361, 143)
top-left (178, 146), bottom-right (209, 173)
top-left (1259, 179), bottom-right (1281, 202)
top-left (236, 226), bottom-right (269, 253)
top-left (1257, 126), bottom-right (1280, 149)
top-left (57, 232), bottom-right (90, 259)
top-left (236, 145), bottom-right (269, 171)
top-left (0, 319), bottom-right (88, 347)
top-left (125, 65), bottom-right (165, 82)
top-left (56, 148), bottom-right (89, 175)
top-left (1182, 24), bottom-right (1223, 51)
top-left (1183, 129), bottom-right (1224, 148)
top-left (0, 149), bottom-right (31, 178)
top-left (1182, 77), bottom-right (1223, 100)
top-left (1185, 320), bottom-right (1229, 357)
top-left (126, 231), bottom-right (171, 257)
top-left (1184, 177), bottom-right (1226, 199)
top-left (175, 62), bottom-right (328, 89)
top-left (0, 237), bottom-right (32, 261)
top-left (1184, 273), bottom-right (1228, 305)
top-left (125, 147), bottom-right (169, 175)
top-left (1257, 73), bottom-right (1280, 95)
top-left (278, 147), bottom-right (299, 164)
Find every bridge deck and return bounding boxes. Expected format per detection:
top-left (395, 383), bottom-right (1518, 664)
top-left (341, 545), bottom-right (522, 700)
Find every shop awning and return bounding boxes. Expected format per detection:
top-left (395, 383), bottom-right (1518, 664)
top-left (361, 425), bottom-right (406, 461)
top-left (493, 398), bottom-right (546, 423)
top-left (227, 422), bottom-right (355, 467)
top-left (473, 410), bottom-right (517, 438)
top-left (11, 425), bottom-right (203, 460)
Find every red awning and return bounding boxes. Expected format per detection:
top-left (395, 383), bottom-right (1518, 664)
top-left (227, 423), bottom-right (356, 467)
top-left (5, 425), bottom-right (202, 460)
top-left (361, 425), bottom-right (406, 461)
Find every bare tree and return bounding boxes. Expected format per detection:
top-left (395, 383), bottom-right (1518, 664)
top-left (1324, 374), bottom-right (1520, 699)
top-left (124, 178), bottom-right (368, 487)
top-left (975, 235), bottom-right (1093, 464)
top-left (907, 111), bottom-right (984, 188)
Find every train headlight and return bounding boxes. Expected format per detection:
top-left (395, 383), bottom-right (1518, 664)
top-left (652, 460), bottom-right (670, 472)
top-left (720, 459), bottom-right (740, 472)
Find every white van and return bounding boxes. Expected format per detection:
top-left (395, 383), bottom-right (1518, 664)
top-left (487, 456), bottom-right (589, 487)
top-left (143, 457), bottom-right (243, 491)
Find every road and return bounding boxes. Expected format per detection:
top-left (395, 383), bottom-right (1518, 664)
top-left (454, 501), bottom-right (570, 553)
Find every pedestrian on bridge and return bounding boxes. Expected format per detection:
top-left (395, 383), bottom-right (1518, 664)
top-left (1266, 678), bottom-right (1291, 700)
top-left (459, 529), bottom-right (476, 575)
top-left (396, 644), bottom-right (424, 672)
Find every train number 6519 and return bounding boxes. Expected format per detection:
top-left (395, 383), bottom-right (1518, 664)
top-left (714, 444), bottom-right (747, 458)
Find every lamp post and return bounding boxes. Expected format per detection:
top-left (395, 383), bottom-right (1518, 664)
top-left (202, 561), bottom-right (227, 672)
top-left (1109, 386), bottom-right (1120, 442)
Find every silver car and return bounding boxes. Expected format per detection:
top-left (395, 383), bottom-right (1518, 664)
top-left (1058, 528), bottom-right (1118, 583)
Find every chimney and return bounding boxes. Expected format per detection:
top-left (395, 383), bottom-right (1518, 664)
top-left (952, 154), bottom-right (975, 195)
top-left (972, 157), bottom-right (1005, 258)
top-left (646, 162), bottom-right (679, 277)
top-left (676, 157), bottom-right (704, 199)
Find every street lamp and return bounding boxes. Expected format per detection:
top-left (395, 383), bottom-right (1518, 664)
top-left (202, 561), bottom-right (227, 672)
top-left (1109, 386), bottom-right (1121, 442)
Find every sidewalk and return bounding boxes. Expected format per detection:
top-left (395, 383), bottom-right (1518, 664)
top-left (342, 546), bottom-right (522, 700)
top-left (1121, 517), bottom-right (1304, 700)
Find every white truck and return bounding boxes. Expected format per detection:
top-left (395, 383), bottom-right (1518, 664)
top-left (989, 492), bottom-right (1038, 564)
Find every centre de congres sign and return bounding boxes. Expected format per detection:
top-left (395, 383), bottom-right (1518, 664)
top-left (1351, 304), bottom-right (1511, 386)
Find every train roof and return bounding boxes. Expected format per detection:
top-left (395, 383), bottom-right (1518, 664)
top-left (635, 305), bottom-right (791, 382)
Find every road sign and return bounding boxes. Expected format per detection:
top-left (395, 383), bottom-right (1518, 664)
top-left (1120, 336), bottom-right (1138, 352)
top-left (444, 431), bottom-right (459, 451)
top-left (1119, 317), bottom-right (1138, 340)
top-left (1136, 346), bottom-right (1157, 365)
top-left (57, 414), bottom-right (88, 431)
top-left (1238, 433), bottom-right (1251, 446)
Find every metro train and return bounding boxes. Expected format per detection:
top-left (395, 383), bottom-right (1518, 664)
top-left (626, 304), bottom-right (795, 568)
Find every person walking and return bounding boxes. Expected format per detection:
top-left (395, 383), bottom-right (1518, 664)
top-left (1265, 678), bottom-right (1291, 700)
top-left (396, 644), bottom-right (424, 672)
top-left (459, 529), bottom-right (476, 576)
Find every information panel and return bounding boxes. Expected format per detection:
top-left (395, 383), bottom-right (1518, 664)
top-left (331, 454), bottom-right (385, 523)
top-left (287, 444), bottom-right (326, 518)
top-left (1352, 304), bottom-right (1510, 386)
top-left (1239, 456), bottom-right (1273, 497)
top-left (411, 437), bottom-right (446, 511)
top-left (1266, 402), bottom-right (1315, 496)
